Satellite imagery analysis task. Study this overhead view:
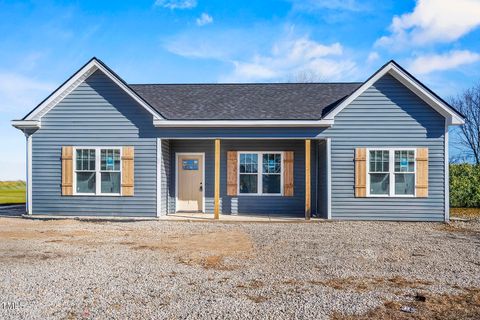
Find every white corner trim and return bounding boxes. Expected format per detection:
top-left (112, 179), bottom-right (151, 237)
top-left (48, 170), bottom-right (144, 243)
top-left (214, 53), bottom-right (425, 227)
top-left (153, 119), bottom-right (334, 127)
top-left (23, 58), bottom-right (163, 122)
top-left (323, 62), bottom-right (465, 125)
top-left (444, 119), bottom-right (450, 222)
top-left (11, 120), bottom-right (41, 130)
top-left (326, 138), bottom-right (332, 219)
top-left (26, 133), bottom-right (32, 215)
top-left (156, 138), bottom-right (162, 217)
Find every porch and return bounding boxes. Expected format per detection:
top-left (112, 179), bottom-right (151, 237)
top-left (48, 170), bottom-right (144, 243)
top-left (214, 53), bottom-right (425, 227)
top-left (159, 138), bottom-right (331, 220)
top-left (159, 212), bottom-right (323, 222)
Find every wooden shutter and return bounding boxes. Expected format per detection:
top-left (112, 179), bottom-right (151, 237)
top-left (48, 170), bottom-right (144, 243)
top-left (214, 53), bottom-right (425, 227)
top-left (122, 146), bottom-right (134, 196)
top-left (283, 151), bottom-right (294, 197)
top-left (227, 151), bottom-right (237, 196)
top-left (61, 146), bottom-right (73, 196)
top-left (355, 148), bottom-right (367, 197)
top-left (416, 148), bottom-right (428, 197)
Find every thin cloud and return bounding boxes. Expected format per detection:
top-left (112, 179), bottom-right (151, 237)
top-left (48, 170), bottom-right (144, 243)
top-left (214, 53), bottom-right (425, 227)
top-left (409, 50), bottom-right (480, 75)
top-left (0, 72), bottom-right (54, 114)
top-left (377, 0), bottom-right (480, 48)
top-left (154, 0), bottom-right (196, 9)
top-left (222, 36), bottom-right (357, 82)
top-left (196, 13), bottom-right (213, 26)
top-left (290, 0), bottom-right (369, 12)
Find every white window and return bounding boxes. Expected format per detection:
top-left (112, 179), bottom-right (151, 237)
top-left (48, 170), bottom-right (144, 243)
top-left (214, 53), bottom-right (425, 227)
top-left (367, 148), bottom-right (416, 197)
top-left (74, 147), bottom-right (121, 195)
top-left (238, 152), bottom-right (283, 195)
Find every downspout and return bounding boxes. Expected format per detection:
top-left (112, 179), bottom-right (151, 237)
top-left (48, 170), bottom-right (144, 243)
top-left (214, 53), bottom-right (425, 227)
top-left (315, 140), bottom-right (319, 217)
top-left (23, 130), bottom-right (32, 215)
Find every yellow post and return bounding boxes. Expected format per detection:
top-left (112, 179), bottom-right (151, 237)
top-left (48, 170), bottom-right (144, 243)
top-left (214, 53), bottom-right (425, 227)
top-left (214, 139), bottom-right (221, 219)
top-left (305, 139), bottom-right (311, 220)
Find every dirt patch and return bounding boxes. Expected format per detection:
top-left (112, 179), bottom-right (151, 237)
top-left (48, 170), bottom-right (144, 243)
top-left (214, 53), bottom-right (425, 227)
top-left (310, 276), bottom-right (432, 293)
top-left (451, 208), bottom-right (480, 219)
top-left (2, 251), bottom-right (64, 262)
top-left (237, 279), bottom-right (264, 289)
top-left (435, 223), bottom-right (479, 235)
top-left (246, 295), bottom-right (269, 303)
top-left (331, 287), bottom-right (480, 320)
top-left (132, 230), bottom-right (252, 255)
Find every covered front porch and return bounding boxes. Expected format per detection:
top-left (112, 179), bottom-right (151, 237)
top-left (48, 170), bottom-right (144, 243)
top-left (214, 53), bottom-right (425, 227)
top-left (158, 138), bottom-right (331, 220)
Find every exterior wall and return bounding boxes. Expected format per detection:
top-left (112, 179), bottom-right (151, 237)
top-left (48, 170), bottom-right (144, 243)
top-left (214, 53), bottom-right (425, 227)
top-left (169, 139), bottom-right (316, 216)
top-left (159, 139), bottom-right (170, 215)
top-left (31, 70), bottom-right (158, 217)
top-left (320, 74), bottom-right (446, 221)
top-left (317, 140), bottom-right (328, 218)
top-left (28, 69), bottom-right (447, 220)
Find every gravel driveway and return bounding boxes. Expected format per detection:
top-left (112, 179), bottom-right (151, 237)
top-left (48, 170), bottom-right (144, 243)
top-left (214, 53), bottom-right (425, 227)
top-left (0, 218), bottom-right (478, 319)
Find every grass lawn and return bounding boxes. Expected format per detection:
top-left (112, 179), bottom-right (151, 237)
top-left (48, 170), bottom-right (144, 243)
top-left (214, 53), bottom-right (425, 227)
top-left (0, 181), bottom-right (26, 205)
top-left (451, 207), bottom-right (480, 219)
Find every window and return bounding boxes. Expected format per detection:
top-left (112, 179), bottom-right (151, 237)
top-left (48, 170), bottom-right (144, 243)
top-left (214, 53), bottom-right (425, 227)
top-left (368, 149), bottom-right (416, 197)
top-left (75, 147), bottom-right (122, 195)
top-left (239, 152), bottom-right (282, 195)
top-left (182, 159), bottom-right (199, 170)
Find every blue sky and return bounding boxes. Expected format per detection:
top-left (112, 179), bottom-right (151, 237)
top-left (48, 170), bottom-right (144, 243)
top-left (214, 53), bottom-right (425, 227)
top-left (1, 0), bottom-right (480, 179)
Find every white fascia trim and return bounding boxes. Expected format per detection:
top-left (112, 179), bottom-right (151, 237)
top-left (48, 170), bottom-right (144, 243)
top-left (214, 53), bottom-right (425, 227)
top-left (24, 59), bottom-right (163, 122)
top-left (153, 119), bottom-right (334, 127)
top-left (323, 62), bottom-right (465, 126)
top-left (11, 120), bottom-right (41, 129)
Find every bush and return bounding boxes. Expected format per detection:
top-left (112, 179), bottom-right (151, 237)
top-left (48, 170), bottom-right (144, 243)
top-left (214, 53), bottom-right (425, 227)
top-left (450, 164), bottom-right (480, 207)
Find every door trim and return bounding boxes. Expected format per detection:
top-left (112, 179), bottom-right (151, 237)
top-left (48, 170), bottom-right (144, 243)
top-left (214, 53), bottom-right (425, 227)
top-left (175, 152), bottom-right (206, 213)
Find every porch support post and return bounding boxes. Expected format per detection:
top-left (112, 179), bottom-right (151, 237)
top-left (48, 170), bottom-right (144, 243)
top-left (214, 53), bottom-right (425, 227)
top-left (214, 139), bottom-right (221, 219)
top-left (305, 139), bottom-right (311, 220)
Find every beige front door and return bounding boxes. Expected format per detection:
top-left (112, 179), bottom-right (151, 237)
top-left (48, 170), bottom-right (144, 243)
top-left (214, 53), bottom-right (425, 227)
top-left (177, 154), bottom-right (204, 212)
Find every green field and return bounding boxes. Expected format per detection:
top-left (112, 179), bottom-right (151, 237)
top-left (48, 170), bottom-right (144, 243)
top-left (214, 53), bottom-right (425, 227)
top-left (0, 181), bottom-right (26, 204)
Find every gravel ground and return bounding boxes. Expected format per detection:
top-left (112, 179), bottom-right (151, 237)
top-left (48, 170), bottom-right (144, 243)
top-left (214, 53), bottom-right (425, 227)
top-left (0, 217), bottom-right (478, 319)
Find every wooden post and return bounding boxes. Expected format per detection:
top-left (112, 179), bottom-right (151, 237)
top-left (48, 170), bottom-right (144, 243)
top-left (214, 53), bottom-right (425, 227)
top-left (214, 139), bottom-right (221, 219)
top-left (305, 139), bottom-right (311, 220)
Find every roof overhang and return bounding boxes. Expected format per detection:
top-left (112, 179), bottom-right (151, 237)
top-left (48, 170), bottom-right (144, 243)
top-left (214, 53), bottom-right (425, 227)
top-left (13, 57), bottom-right (163, 131)
top-left (11, 120), bottom-right (41, 130)
top-left (323, 61), bottom-right (465, 126)
top-left (153, 119), bottom-right (334, 127)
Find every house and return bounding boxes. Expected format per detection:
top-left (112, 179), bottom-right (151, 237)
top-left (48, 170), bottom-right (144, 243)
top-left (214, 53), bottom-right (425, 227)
top-left (11, 58), bottom-right (465, 221)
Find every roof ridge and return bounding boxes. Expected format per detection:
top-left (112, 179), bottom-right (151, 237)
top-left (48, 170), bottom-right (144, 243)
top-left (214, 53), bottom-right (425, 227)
top-left (129, 82), bottom-right (363, 86)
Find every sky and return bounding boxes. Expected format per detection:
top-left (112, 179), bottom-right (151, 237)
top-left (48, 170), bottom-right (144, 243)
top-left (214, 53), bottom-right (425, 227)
top-left (1, 0), bottom-right (480, 180)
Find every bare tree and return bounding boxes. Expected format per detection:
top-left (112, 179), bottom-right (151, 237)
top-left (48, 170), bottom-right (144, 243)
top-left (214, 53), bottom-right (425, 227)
top-left (450, 83), bottom-right (480, 164)
top-left (285, 69), bottom-right (326, 83)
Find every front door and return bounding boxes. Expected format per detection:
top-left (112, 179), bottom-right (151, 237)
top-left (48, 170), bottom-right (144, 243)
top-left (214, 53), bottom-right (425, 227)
top-left (177, 154), bottom-right (203, 212)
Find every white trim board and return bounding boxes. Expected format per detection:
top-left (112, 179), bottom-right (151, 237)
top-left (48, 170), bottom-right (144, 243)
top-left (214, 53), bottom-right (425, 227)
top-left (444, 119), bottom-right (450, 222)
top-left (154, 119), bottom-right (334, 127)
top-left (20, 58), bottom-right (163, 124)
top-left (323, 61), bottom-right (464, 126)
top-left (174, 152), bottom-right (206, 213)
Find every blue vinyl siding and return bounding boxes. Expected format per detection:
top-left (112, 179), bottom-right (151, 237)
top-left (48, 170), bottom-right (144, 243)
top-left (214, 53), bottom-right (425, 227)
top-left (31, 70), bottom-right (158, 217)
top-left (28, 69), bottom-right (447, 220)
top-left (319, 74), bottom-right (446, 221)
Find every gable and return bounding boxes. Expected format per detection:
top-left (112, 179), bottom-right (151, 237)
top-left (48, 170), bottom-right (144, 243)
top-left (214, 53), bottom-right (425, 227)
top-left (335, 74), bottom-right (445, 135)
top-left (12, 58), bottom-right (163, 130)
top-left (323, 61), bottom-right (464, 126)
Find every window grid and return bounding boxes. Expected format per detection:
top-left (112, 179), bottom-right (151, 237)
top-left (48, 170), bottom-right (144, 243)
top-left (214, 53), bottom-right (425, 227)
top-left (367, 148), bottom-right (416, 197)
top-left (238, 152), bottom-right (283, 195)
top-left (74, 147), bottom-right (122, 196)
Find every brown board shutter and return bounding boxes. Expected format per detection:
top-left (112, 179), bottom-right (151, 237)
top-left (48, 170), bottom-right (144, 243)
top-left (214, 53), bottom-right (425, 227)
top-left (227, 151), bottom-right (237, 196)
top-left (283, 151), bottom-right (294, 197)
top-left (61, 146), bottom-right (73, 196)
top-left (122, 146), bottom-right (134, 196)
top-left (355, 148), bottom-right (367, 197)
top-left (416, 148), bottom-right (428, 197)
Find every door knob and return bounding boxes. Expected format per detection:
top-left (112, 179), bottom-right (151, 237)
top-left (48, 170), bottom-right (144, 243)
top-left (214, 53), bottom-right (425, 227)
top-left (199, 182), bottom-right (203, 191)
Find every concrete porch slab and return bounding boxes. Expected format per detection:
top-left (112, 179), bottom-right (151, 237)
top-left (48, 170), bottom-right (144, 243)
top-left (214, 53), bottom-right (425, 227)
top-left (159, 212), bottom-right (323, 222)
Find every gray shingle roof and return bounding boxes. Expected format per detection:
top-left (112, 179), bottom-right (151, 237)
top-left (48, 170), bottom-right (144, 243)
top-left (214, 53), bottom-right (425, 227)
top-left (129, 83), bottom-right (362, 120)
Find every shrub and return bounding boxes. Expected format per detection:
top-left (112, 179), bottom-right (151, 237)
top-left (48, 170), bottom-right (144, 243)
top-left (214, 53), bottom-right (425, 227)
top-left (450, 164), bottom-right (480, 207)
